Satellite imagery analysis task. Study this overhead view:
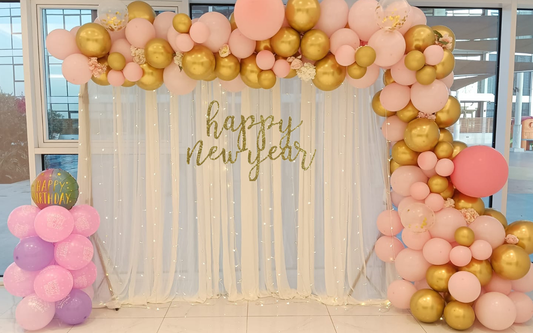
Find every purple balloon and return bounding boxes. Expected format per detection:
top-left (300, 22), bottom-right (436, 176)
top-left (55, 289), bottom-right (92, 325)
top-left (13, 237), bottom-right (54, 271)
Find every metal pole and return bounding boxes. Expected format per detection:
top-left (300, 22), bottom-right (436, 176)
top-left (511, 72), bottom-right (524, 152)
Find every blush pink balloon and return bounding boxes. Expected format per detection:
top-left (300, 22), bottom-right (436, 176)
top-left (414, 279), bottom-right (431, 290)
top-left (449, 246), bottom-right (472, 267)
top-left (273, 59), bottom-right (291, 78)
top-left (435, 158), bottom-right (454, 177)
top-left (348, 0), bottom-right (380, 41)
top-left (449, 271), bottom-right (481, 303)
top-left (123, 62), bottom-right (143, 82)
top-left (71, 261), bottom-right (97, 289)
top-left (424, 45), bottom-right (444, 66)
top-left (475, 292), bottom-right (517, 330)
top-left (34, 206), bottom-right (74, 243)
top-left (335, 45), bottom-right (356, 66)
top-left (15, 293), bottom-right (55, 331)
top-left (391, 191), bottom-right (405, 207)
top-left (125, 18), bottom-right (156, 48)
top-left (3, 263), bottom-right (40, 297)
top-left (71, 205), bottom-right (100, 237)
top-left (424, 193), bottom-right (444, 212)
top-left (330, 28), bottom-right (360, 54)
top-left (256, 50), bottom-right (275, 70)
top-left (109, 29), bottom-right (126, 43)
top-left (108, 70), bottom-right (125, 87)
top-left (199, 12), bottom-right (232, 52)
top-left (110, 38), bottom-right (134, 63)
top-left (402, 229), bottom-right (431, 250)
top-left (395, 248), bottom-right (431, 282)
top-left (367, 29), bottom-right (406, 67)
top-left (380, 83), bottom-right (411, 112)
top-left (430, 208), bottom-right (467, 242)
top-left (391, 166), bottom-right (428, 196)
top-left (345, 64), bottom-right (380, 88)
top-left (176, 34), bottom-right (194, 53)
top-left (410, 6), bottom-right (427, 25)
top-left (315, 0), bottom-right (349, 37)
top-left (400, 202), bottom-right (436, 233)
top-left (164, 62), bottom-right (197, 96)
top-left (228, 29), bottom-right (255, 59)
top-left (190, 21), bottom-right (210, 44)
top-left (417, 151), bottom-right (438, 171)
top-left (410, 182), bottom-right (430, 201)
top-left (167, 26), bottom-right (180, 51)
top-left (382, 115), bottom-right (407, 142)
top-left (441, 72), bottom-right (454, 89)
top-left (7, 205), bottom-right (39, 239)
top-left (153, 12), bottom-right (175, 39)
top-left (70, 26), bottom-right (80, 36)
top-left (34, 265), bottom-right (74, 302)
top-left (220, 75), bottom-right (247, 93)
top-left (411, 80), bottom-right (450, 115)
top-left (508, 292), bottom-right (533, 324)
top-left (387, 280), bottom-right (417, 309)
top-left (423, 238), bottom-right (452, 265)
top-left (485, 274), bottom-right (512, 295)
top-left (391, 55), bottom-right (417, 86)
top-left (511, 263), bottom-right (533, 293)
top-left (397, 196), bottom-right (423, 215)
top-left (397, 10), bottom-right (414, 35)
top-left (423, 168), bottom-right (437, 178)
top-left (376, 236), bottom-right (404, 262)
top-left (376, 210), bottom-right (403, 236)
top-left (62, 53), bottom-right (92, 85)
top-left (451, 146), bottom-right (509, 198)
top-left (469, 216), bottom-right (505, 249)
top-left (470, 240), bottom-right (493, 260)
top-left (46, 29), bottom-right (80, 60)
top-left (234, 0), bottom-right (285, 41)
top-left (54, 234), bottom-right (94, 271)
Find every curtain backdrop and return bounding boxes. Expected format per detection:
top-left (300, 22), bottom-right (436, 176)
top-left (78, 77), bottom-right (393, 307)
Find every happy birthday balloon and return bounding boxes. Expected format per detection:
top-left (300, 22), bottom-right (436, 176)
top-left (31, 169), bottom-right (79, 210)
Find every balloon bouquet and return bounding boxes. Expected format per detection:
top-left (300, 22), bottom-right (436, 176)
top-left (4, 169), bottom-right (100, 331)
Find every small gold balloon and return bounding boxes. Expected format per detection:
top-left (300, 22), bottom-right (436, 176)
top-left (145, 38), bottom-right (174, 69)
top-left (91, 56), bottom-right (110, 86)
top-left (455, 227), bottom-right (475, 247)
top-left (453, 192), bottom-right (485, 215)
top-left (416, 65), bottom-right (437, 85)
top-left (452, 141), bottom-right (468, 160)
top-left (444, 301), bottom-right (475, 331)
top-left (404, 25), bottom-right (436, 52)
top-left (271, 27), bottom-right (301, 58)
top-left (347, 62), bottom-right (367, 80)
top-left (229, 12), bottom-right (237, 31)
top-left (483, 208), bottom-right (508, 228)
top-left (286, 68), bottom-right (297, 79)
top-left (459, 259), bottom-right (492, 286)
top-left (404, 118), bottom-right (440, 152)
top-left (355, 46), bottom-right (376, 68)
top-left (76, 23), bottom-right (112, 58)
top-left (182, 45), bottom-right (216, 80)
top-left (383, 69), bottom-right (395, 86)
top-left (405, 50), bottom-right (426, 71)
top-left (137, 63), bottom-right (164, 90)
top-left (255, 39), bottom-right (272, 52)
top-left (372, 91), bottom-right (395, 117)
top-left (392, 140), bottom-right (420, 166)
top-left (397, 102), bottom-right (419, 123)
top-left (426, 264), bottom-right (457, 292)
top-left (491, 244), bottom-right (531, 280)
top-left (432, 25), bottom-right (456, 51)
top-left (439, 128), bottom-right (454, 143)
top-left (258, 70), bottom-right (277, 89)
top-left (440, 182), bottom-right (455, 199)
top-left (410, 289), bottom-right (445, 323)
top-left (122, 78), bottom-right (136, 87)
top-left (108, 52), bottom-right (126, 71)
top-left (301, 30), bottom-right (330, 61)
top-left (173, 13), bottom-right (192, 33)
top-left (312, 53), bottom-right (346, 91)
top-left (429, 175), bottom-right (449, 193)
top-left (285, 0), bottom-right (321, 33)
top-left (436, 49), bottom-right (455, 79)
top-left (127, 1), bottom-right (156, 23)
top-left (215, 54), bottom-right (240, 81)
top-left (436, 97), bottom-right (461, 128)
top-left (434, 141), bottom-right (454, 159)
top-left (390, 158), bottom-right (401, 174)
top-left (240, 54), bottom-right (261, 89)
top-left (505, 221), bottom-right (533, 254)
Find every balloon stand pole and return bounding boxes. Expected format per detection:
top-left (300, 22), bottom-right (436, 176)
top-left (92, 232), bottom-right (120, 310)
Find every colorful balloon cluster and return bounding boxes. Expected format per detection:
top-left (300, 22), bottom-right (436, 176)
top-left (4, 169), bottom-right (100, 331)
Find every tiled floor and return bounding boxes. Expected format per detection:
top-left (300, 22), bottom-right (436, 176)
top-left (0, 287), bottom-right (532, 333)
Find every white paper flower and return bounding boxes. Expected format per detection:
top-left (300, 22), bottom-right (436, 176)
top-left (219, 44), bottom-right (231, 58)
top-left (296, 63), bottom-right (316, 82)
top-left (444, 198), bottom-right (455, 208)
top-left (505, 234), bottom-right (519, 245)
top-left (461, 208), bottom-right (479, 224)
top-left (88, 57), bottom-right (107, 77)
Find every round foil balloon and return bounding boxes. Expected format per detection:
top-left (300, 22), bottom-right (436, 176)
top-left (31, 169), bottom-right (79, 210)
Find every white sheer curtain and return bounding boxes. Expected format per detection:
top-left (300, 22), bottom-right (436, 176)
top-left (79, 77), bottom-right (391, 307)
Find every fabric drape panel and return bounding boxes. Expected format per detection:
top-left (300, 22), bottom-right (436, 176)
top-left (82, 78), bottom-right (390, 307)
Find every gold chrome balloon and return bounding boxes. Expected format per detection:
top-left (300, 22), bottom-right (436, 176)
top-left (459, 259), bottom-right (492, 286)
top-left (505, 221), bottom-right (533, 254)
top-left (355, 46), bottom-right (376, 68)
top-left (108, 52), bottom-right (126, 71)
top-left (240, 54), bottom-right (261, 89)
top-left (182, 45), bottom-right (215, 80)
top-left (390, 158), bottom-right (401, 174)
top-left (439, 128), bottom-right (454, 143)
top-left (229, 12), bottom-right (237, 31)
top-left (404, 118), bottom-right (440, 152)
top-left (285, 0), bottom-right (321, 33)
top-left (410, 289), bottom-right (445, 323)
top-left (122, 78), bottom-right (136, 87)
top-left (145, 38), bottom-right (174, 69)
top-left (392, 141), bottom-right (420, 166)
top-left (453, 192), bottom-right (485, 215)
top-left (404, 25), bottom-right (436, 52)
top-left (271, 27), bottom-right (300, 58)
top-left (137, 63), bottom-right (164, 90)
top-left (397, 102), bottom-right (419, 123)
top-left (383, 69), bottom-right (395, 86)
top-left (286, 68), bottom-right (297, 79)
top-left (452, 141), bottom-right (468, 159)
top-left (455, 227), bottom-right (475, 247)
top-left (440, 182), bottom-right (455, 199)
top-left (429, 175), bottom-right (449, 193)
top-left (91, 56), bottom-right (110, 86)
top-left (215, 54), bottom-right (240, 81)
top-left (434, 141), bottom-right (454, 159)
top-left (444, 301), bottom-right (475, 331)
top-left (258, 70), bottom-right (277, 89)
top-left (436, 97), bottom-right (461, 128)
top-left (416, 65), bottom-right (437, 85)
top-left (491, 244), bottom-right (531, 280)
top-left (405, 50), bottom-right (426, 71)
top-left (347, 62), bottom-right (367, 79)
top-left (432, 25), bottom-right (456, 51)
top-left (204, 70), bottom-right (217, 81)
top-left (426, 263), bottom-right (457, 292)
top-left (483, 208), bottom-right (508, 228)
top-left (256, 39), bottom-right (272, 52)
top-left (312, 53), bottom-right (345, 91)
top-left (127, 1), bottom-right (156, 23)
top-left (173, 13), bottom-right (192, 33)
top-left (372, 91), bottom-right (395, 117)
top-left (76, 23), bottom-right (112, 58)
top-left (436, 49), bottom-right (455, 79)
top-left (301, 30), bottom-right (330, 61)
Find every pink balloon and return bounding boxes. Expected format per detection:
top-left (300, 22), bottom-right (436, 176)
top-left (367, 29), bottom-right (406, 67)
top-left (485, 274), bottom-right (512, 295)
top-left (387, 280), bottom-right (417, 309)
top-left (424, 193), bottom-right (444, 212)
top-left (125, 18), bottom-right (156, 48)
top-left (62, 53), bottom-right (92, 85)
top-left (234, 0), bottom-right (284, 41)
top-left (449, 246), bottom-right (472, 267)
top-left (70, 26), bottom-right (80, 36)
top-left (330, 28), bottom-right (360, 54)
top-left (176, 34), bottom-right (194, 53)
top-left (417, 151), bottom-right (438, 171)
top-left (449, 271), bottom-right (481, 303)
top-left (380, 83), bottom-right (411, 112)
top-left (109, 38), bottom-right (134, 63)
top-left (15, 293), bottom-right (55, 331)
top-left (108, 70), bottom-right (125, 87)
top-left (391, 166), bottom-right (428, 196)
top-left (3, 263), bottom-right (40, 297)
top-left (153, 12), bottom-right (175, 39)
top-left (315, 0), bottom-right (349, 37)
top-left (71, 261), bottom-right (97, 289)
top-left (451, 146), bottom-right (509, 198)
top-left (508, 292), bottom-right (533, 324)
top-left (511, 263), bottom-right (533, 293)
top-left (391, 191), bottom-right (405, 208)
top-left (376, 210), bottom-right (403, 236)
top-left (469, 216), bottom-right (505, 249)
top-left (424, 45), bottom-right (444, 66)
top-left (397, 11), bottom-right (414, 35)
top-left (400, 202), bottom-right (436, 233)
top-left (430, 208), bottom-right (467, 242)
top-left (81, 286), bottom-right (94, 300)
top-left (394, 248), bottom-right (431, 282)
top-left (70, 204), bottom-right (100, 237)
top-left (8, 205), bottom-right (39, 239)
top-left (123, 62), bottom-right (143, 82)
top-left (34, 265), bottom-right (73, 302)
top-left (410, 6), bottom-right (427, 25)
top-left (470, 240), bottom-right (493, 261)
top-left (54, 234), bottom-right (94, 271)
top-left (423, 168), bottom-right (437, 178)
top-left (190, 22), bottom-right (210, 44)
top-left (335, 45), bottom-right (356, 66)
top-left (391, 55), bottom-right (417, 86)
top-left (228, 29), bottom-right (256, 59)
top-left (256, 50), bottom-right (275, 70)
top-left (348, 0), bottom-right (380, 41)
top-left (423, 238), bottom-right (452, 265)
top-left (46, 29), bottom-right (79, 60)
top-left (402, 229), bottom-right (431, 250)
top-left (475, 292), bottom-right (517, 330)
top-left (34, 206), bottom-right (74, 243)
top-left (414, 279), bottom-right (431, 290)
top-left (382, 115), bottom-right (407, 142)
top-left (167, 26), bottom-right (180, 52)
top-left (435, 158), bottom-right (454, 177)
top-left (199, 12), bottom-right (231, 52)
top-left (220, 75), bottom-right (247, 93)
top-left (410, 182), bottom-right (430, 201)
top-left (345, 64), bottom-right (380, 88)
top-left (164, 62), bottom-right (197, 96)
top-left (273, 59), bottom-right (291, 78)
top-left (397, 196), bottom-right (423, 215)
top-left (376, 236), bottom-right (404, 262)
top-left (109, 29), bottom-right (126, 43)
top-left (441, 72), bottom-right (454, 89)
top-left (411, 81), bottom-right (450, 115)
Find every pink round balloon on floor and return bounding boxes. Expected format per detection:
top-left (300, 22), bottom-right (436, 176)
top-left (176, 34), bottom-right (194, 53)
top-left (424, 193), bottom-right (444, 212)
top-left (470, 239), bottom-right (493, 260)
top-left (410, 182), bottom-right (430, 201)
top-left (34, 265), bottom-right (74, 302)
top-left (395, 248), bottom-right (431, 282)
top-left (220, 75), bottom-right (247, 93)
top-left (3, 263), bottom-right (40, 297)
top-left (199, 11), bottom-right (232, 52)
top-left (380, 83), bottom-right (411, 112)
top-left (485, 274), bottom-right (512, 295)
top-left (15, 293), bottom-right (55, 331)
top-left (62, 53), bottom-right (92, 85)
top-left (411, 80), bottom-right (449, 115)
top-left (34, 206), bottom-right (75, 243)
top-left (348, 0), bottom-right (380, 41)
top-left (508, 292), bottom-right (533, 324)
top-left (315, 0), bottom-right (349, 37)
top-left (234, 0), bottom-right (285, 41)
top-left (46, 29), bottom-right (80, 60)
top-left (54, 234), bottom-right (94, 271)
top-left (382, 115), bottom-right (407, 142)
top-left (110, 39), bottom-right (134, 63)
top-left (435, 158), bottom-right (454, 177)
top-left (330, 28), bottom-right (360, 54)
top-left (449, 245), bottom-right (472, 267)
top-left (345, 64), bottom-right (380, 88)
top-left (273, 59), bottom-right (291, 78)
top-left (164, 63), bottom-right (197, 96)
top-left (108, 70), bottom-right (125, 87)
top-left (70, 204), bottom-right (100, 237)
top-left (367, 29), bottom-right (406, 67)
top-left (7, 205), bottom-right (40, 239)
top-left (417, 151), bottom-right (438, 171)
top-left (423, 45), bottom-right (444, 66)
top-left (335, 45), bottom-right (356, 66)
top-left (391, 55), bottom-right (417, 86)
top-left (375, 236), bottom-right (404, 263)
top-left (391, 166), bottom-right (428, 197)
top-left (449, 271), bottom-right (481, 303)
top-left (469, 216), bottom-right (505, 249)
top-left (423, 238), bottom-right (452, 265)
top-left (387, 280), bottom-right (417, 309)
top-left (475, 292), bottom-right (517, 330)
top-left (123, 62), bottom-right (143, 82)
top-left (71, 261), bottom-right (97, 289)
top-left (511, 263), bottom-right (533, 293)
top-left (376, 210), bottom-right (403, 236)
top-left (153, 12), bottom-right (175, 39)
top-left (125, 18), bottom-right (156, 48)
top-left (402, 229), bottom-right (431, 250)
top-left (429, 208), bottom-right (466, 243)
top-left (256, 50), bottom-right (275, 70)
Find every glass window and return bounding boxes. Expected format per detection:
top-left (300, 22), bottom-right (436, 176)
top-left (190, 4), bottom-right (234, 19)
top-left (43, 155), bottom-right (79, 179)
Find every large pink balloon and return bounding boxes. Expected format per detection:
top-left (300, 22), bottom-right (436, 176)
top-left (469, 216), bottom-right (505, 249)
top-left (451, 146), bottom-right (509, 198)
top-left (34, 206), bottom-right (75, 243)
top-left (422, 238), bottom-right (452, 265)
top-left (475, 292), bottom-right (517, 330)
top-left (470, 240), bottom-right (493, 260)
top-left (7, 205), bottom-right (39, 239)
top-left (376, 210), bottom-right (403, 236)
top-left (199, 12), bottom-right (232, 52)
top-left (391, 55), bottom-right (417, 86)
top-left (125, 18), bottom-right (156, 48)
top-left (176, 34), bottom-right (194, 53)
top-left (273, 59), bottom-right (291, 78)
top-left (167, 26), bottom-right (180, 52)
top-left (511, 263), bottom-right (533, 293)
top-left (402, 229), bottom-right (431, 250)
top-left (410, 182), bottom-right (430, 201)
top-left (394, 248), bottom-right (431, 281)
top-left (391, 191), bottom-right (405, 208)
top-left (3, 263), bottom-right (40, 297)
top-left (387, 280), bottom-right (417, 309)
top-left (390, 166), bottom-right (428, 196)
top-left (441, 72), bottom-right (454, 89)
top-left (46, 29), bottom-right (80, 60)
top-left (109, 38), bottom-right (134, 63)
top-left (71, 261), bottom-right (97, 289)
top-left (54, 234), bottom-right (94, 271)
top-left (330, 28), bottom-right (360, 55)
top-left (429, 208), bottom-right (467, 242)
top-left (15, 293), bottom-right (55, 331)
top-left (109, 29), bottom-right (126, 43)
top-left (449, 271), bottom-right (481, 303)
top-left (164, 63), bottom-right (197, 96)
top-left (228, 29), bottom-right (255, 59)
top-left (62, 53), bottom-right (92, 85)
top-left (414, 279), bottom-right (431, 290)
top-left (220, 75), bottom-right (247, 93)
top-left (410, 7), bottom-right (427, 26)
top-left (380, 83), bottom-right (411, 111)
top-left (123, 62), bottom-right (143, 82)
top-left (153, 12), bottom-right (175, 39)
top-left (314, 0), bottom-right (349, 37)
top-left (345, 64), bottom-right (380, 88)
top-left (449, 246), bottom-right (472, 267)
top-left (411, 81), bottom-right (450, 115)
top-left (367, 30), bottom-right (406, 67)
top-left (376, 236), bottom-right (404, 262)
top-left (485, 274), bottom-right (512, 295)
top-left (34, 265), bottom-right (73, 302)
top-left (234, 0), bottom-right (285, 41)
top-left (382, 115), bottom-right (407, 142)
top-left (508, 292), bottom-right (533, 324)
top-left (348, 0), bottom-right (380, 41)
top-left (256, 50), bottom-right (275, 70)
